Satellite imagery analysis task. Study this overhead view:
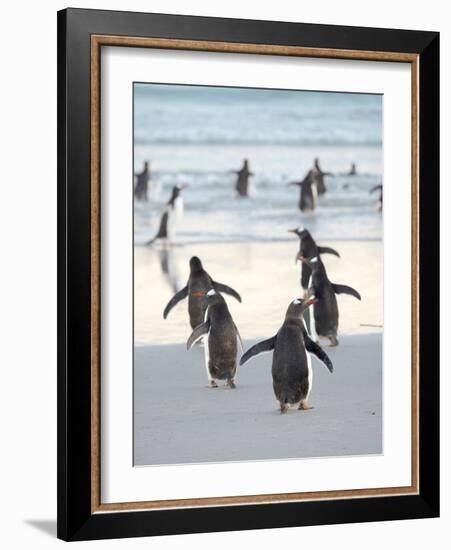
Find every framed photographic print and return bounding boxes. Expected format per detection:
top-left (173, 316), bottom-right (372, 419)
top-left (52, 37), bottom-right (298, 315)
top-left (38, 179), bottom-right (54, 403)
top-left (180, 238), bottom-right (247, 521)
top-left (57, 8), bottom-right (439, 541)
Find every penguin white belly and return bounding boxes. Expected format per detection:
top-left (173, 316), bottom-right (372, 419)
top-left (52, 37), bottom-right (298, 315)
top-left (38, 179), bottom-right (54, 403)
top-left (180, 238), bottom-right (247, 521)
top-left (174, 196), bottom-right (184, 218)
top-left (203, 307), bottom-right (213, 382)
top-left (203, 334), bottom-right (213, 382)
top-left (305, 351), bottom-right (313, 401)
top-left (307, 275), bottom-right (319, 342)
top-left (167, 197), bottom-right (184, 241)
top-left (312, 182), bottom-right (318, 208)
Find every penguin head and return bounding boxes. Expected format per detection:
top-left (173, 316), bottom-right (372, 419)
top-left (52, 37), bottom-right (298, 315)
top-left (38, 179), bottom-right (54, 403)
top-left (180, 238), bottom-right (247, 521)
top-left (189, 256), bottom-right (204, 272)
top-left (288, 227), bottom-right (309, 239)
top-left (286, 295), bottom-right (318, 318)
top-left (171, 183), bottom-right (188, 199)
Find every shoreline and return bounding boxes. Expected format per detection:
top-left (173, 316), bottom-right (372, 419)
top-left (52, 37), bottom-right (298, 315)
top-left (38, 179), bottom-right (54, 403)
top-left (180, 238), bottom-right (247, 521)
top-left (134, 239), bottom-right (383, 345)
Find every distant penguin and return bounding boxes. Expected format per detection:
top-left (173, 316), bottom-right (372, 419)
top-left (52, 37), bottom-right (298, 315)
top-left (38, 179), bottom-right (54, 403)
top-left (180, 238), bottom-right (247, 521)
top-left (288, 227), bottom-right (340, 291)
top-left (348, 162), bottom-right (357, 176)
top-left (134, 161), bottom-right (151, 201)
top-left (187, 289), bottom-right (242, 388)
top-left (163, 256), bottom-right (241, 329)
top-left (146, 184), bottom-right (187, 245)
top-left (370, 184), bottom-right (383, 212)
top-left (288, 170), bottom-right (317, 212)
top-left (240, 296), bottom-right (333, 413)
top-left (298, 255), bottom-right (361, 346)
top-left (312, 157), bottom-right (331, 195)
top-left (233, 159), bottom-right (253, 197)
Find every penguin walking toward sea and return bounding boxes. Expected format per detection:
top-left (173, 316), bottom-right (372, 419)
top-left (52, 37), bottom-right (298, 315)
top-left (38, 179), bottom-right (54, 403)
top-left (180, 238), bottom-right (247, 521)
top-left (298, 255), bottom-right (361, 346)
top-left (288, 170), bottom-right (317, 212)
top-left (232, 159), bottom-right (254, 198)
top-left (240, 296), bottom-right (333, 413)
top-left (163, 256), bottom-right (241, 329)
top-left (134, 161), bottom-right (151, 201)
top-left (288, 227), bottom-right (340, 291)
top-left (187, 289), bottom-right (242, 388)
top-left (312, 157), bottom-right (331, 196)
top-left (146, 184), bottom-right (187, 245)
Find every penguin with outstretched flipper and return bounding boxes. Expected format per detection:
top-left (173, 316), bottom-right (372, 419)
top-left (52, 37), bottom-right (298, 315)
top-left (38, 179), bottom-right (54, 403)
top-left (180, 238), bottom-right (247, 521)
top-left (288, 227), bottom-right (340, 291)
top-left (163, 256), bottom-right (241, 329)
top-left (288, 170), bottom-right (317, 212)
top-left (240, 295), bottom-right (333, 413)
top-left (146, 184), bottom-right (187, 245)
top-left (298, 254), bottom-right (361, 346)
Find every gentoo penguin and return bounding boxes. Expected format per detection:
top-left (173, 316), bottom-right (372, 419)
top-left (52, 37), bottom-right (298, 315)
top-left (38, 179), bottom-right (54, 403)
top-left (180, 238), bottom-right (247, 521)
top-left (146, 184), bottom-right (187, 245)
top-left (240, 296), bottom-right (333, 413)
top-left (312, 157), bottom-right (331, 195)
top-left (233, 159), bottom-right (254, 198)
top-left (348, 162), bottom-right (357, 176)
top-left (288, 227), bottom-right (340, 291)
top-left (370, 184), bottom-right (383, 212)
top-left (298, 255), bottom-right (361, 346)
top-left (187, 289), bottom-right (242, 388)
top-left (163, 256), bottom-right (241, 329)
top-left (288, 170), bottom-right (317, 212)
top-left (134, 160), bottom-right (151, 201)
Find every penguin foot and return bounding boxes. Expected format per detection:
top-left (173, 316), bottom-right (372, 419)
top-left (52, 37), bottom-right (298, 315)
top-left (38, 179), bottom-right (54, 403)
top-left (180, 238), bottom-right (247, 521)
top-left (226, 379), bottom-right (236, 389)
top-left (298, 401), bottom-right (314, 411)
top-left (328, 335), bottom-right (339, 347)
top-left (207, 380), bottom-right (218, 388)
top-left (279, 403), bottom-right (289, 414)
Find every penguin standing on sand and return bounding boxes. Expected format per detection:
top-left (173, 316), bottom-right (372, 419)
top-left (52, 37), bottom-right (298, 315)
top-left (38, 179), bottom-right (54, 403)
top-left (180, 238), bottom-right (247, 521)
top-left (240, 296), bottom-right (333, 413)
top-left (288, 170), bottom-right (317, 212)
top-left (146, 184), bottom-right (187, 245)
top-left (187, 289), bottom-right (242, 388)
top-left (298, 255), bottom-right (361, 346)
top-left (163, 256), bottom-right (241, 329)
top-left (233, 159), bottom-right (254, 197)
top-left (288, 227), bottom-right (340, 291)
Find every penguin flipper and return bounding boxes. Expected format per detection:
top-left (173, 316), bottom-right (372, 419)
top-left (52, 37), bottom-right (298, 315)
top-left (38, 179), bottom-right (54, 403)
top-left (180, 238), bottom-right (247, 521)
top-left (317, 246), bottom-right (341, 258)
top-left (186, 321), bottom-right (210, 350)
top-left (239, 337), bottom-right (276, 366)
top-left (213, 281), bottom-right (242, 303)
top-left (332, 284), bottom-right (362, 301)
top-left (163, 286), bottom-right (188, 318)
top-left (304, 333), bottom-right (334, 373)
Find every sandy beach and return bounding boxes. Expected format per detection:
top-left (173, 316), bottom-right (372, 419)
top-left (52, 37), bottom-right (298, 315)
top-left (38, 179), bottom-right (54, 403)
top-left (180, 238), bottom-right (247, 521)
top-left (134, 239), bottom-right (382, 466)
top-left (133, 85), bottom-right (383, 467)
top-left (134, 333), bottom-right (382, 466)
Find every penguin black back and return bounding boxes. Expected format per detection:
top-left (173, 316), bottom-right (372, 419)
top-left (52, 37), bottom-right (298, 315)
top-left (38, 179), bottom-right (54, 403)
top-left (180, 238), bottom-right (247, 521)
top-left (163, 256), bottom-right (242, 329)
top-left (240, 297), bottom-right (333, 413)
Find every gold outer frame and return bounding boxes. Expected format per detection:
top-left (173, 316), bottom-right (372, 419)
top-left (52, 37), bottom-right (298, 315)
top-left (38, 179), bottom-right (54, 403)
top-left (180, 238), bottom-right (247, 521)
top-left (90, 35), bottom-right (419, 514)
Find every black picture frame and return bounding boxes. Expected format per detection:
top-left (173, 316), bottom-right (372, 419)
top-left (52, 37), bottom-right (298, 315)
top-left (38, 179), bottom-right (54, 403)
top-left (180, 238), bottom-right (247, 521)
top-left (57, 7), bottom-right (439, 541)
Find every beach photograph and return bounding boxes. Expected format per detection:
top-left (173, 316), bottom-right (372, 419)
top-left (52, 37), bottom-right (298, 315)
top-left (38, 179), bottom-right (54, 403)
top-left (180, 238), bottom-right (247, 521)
top-left (133, 83), bottom-right (383, 466)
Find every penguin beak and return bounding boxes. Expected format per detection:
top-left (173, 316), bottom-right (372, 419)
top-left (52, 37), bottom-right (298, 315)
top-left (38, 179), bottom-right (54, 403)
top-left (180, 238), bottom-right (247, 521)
top-left (306, 298), bottom-right (318, 305)
top-left (298, 255), bottom-right (307, 264)
top-left (192, 292), bottom-right (206, 297)
top-left (288, 229), bottom-right (297, 234)
top-left (180, 183), bottom-right (189, 190)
